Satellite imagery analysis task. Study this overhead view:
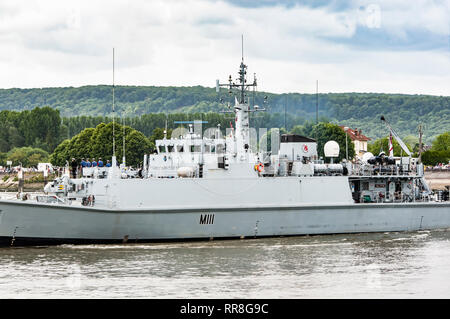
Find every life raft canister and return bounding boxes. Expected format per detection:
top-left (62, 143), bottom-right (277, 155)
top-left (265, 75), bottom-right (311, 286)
top-left (254, 162), bottom-right (264, 172)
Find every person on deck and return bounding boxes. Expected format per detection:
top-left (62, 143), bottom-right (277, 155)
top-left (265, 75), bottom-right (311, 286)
top-left (70, 158), bottom-right (78, 178)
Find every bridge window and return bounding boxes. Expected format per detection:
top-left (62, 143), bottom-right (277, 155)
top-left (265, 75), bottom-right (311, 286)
top-left (158, 145), bottom-right (166, 153)
top-left (190, 145), bottom-right (201, 153)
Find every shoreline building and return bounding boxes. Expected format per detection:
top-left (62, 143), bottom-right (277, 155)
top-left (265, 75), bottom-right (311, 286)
top-left (339, 126), bottom-right (371, 159)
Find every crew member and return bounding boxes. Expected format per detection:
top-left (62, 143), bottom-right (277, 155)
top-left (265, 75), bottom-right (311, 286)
top-left (70, 158), bottom-right (78, 178)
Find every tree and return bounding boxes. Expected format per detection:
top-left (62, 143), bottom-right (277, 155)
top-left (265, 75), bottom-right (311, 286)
top-left (50, 122), bottom-right (152, 167)
top-left (403, 135), bottom-right (419, 153)
top-left (431, 131), bottom-right (450, 151)
top-left (289, 120), bottom-right (315, 138)
top-left (149, 127), bottom-right (172, 148)
top-left (421, 150), bottom-right (450, 166)
top-left (50, 139), bottom-right (71, 167)
top-left (0, 107), bottom-right (62, 153)
top-left (0, 152), bottom-right (6, 166)
top-left (368, 137), bottom-right (412, 157)
top-left (290, 125), bottom-right (308, 137)
top-left (20, 107), bottom-right (62, 152)
top-left (6, 147), bottom-right (49, 167)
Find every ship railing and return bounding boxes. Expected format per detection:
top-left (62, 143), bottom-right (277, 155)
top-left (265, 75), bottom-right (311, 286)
top-left (352, 163), bottom-right (420, 177)
top-left (0, 191), bottom-right (21, 201)
top-left (36, 194), bottom-right (66, 204)
top-left (82, 167), bottom-right (110, 179)
top-left (366, 189), bottom-right (432, 204)
top-left (0, 191), bottom-right (47, 202)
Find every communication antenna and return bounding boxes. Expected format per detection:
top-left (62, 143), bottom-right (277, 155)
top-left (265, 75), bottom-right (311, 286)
top-left (164, 116), bottom-right (168, 139)
top-left (316, 80), bottom-right (318, 124)
top-left (122, 117), bottom-right (126, 166)
top-left (284, 95), bottom-right (287, 130)
top-left (241, 34), bottom-right (244, 62)
top-left (112, 48), bottom-right (116, 158)
top-left (418, 123), bottom-right (424, 163)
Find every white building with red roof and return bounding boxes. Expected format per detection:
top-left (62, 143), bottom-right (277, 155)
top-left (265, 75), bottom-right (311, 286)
top-left (339, 126), bottom-right (371, 158)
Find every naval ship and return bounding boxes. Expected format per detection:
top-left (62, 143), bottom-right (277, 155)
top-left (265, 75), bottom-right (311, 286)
top-left (0, 57), bottom-right (449, 246)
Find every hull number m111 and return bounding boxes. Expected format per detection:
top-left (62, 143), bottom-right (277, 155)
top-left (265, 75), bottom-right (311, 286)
top-left (200, 214), bottom-right (215, 225)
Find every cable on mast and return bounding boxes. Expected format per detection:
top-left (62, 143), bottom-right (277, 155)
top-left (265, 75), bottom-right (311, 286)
top-left (112, 48), bottom-right (116, 158)
top-left (122, 117), bottom-right (126, 166)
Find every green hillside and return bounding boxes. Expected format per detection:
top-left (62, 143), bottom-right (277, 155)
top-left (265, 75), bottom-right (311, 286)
top-left (0, 85), bottom-right (448, 143)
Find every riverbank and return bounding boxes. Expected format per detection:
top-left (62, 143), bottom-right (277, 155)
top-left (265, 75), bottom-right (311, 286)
top-left (425, 170), bottom-right (450, 191)
top-left (0, 172), bottom-right (53, 192)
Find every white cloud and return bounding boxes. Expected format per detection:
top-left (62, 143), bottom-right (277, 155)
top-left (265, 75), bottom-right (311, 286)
top-left (0, 0), bottom-right (448, 95)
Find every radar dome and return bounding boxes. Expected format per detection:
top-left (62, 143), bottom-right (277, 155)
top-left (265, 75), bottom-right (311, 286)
top-left (324, 141), bottom-right (340, 157)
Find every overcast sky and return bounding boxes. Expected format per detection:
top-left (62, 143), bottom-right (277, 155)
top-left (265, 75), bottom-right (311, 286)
top-left (0, 0), bottom-right (449, 95)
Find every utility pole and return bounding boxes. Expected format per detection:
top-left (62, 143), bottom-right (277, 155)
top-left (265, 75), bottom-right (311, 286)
top-left (316, 80), bottom-right (318, 124)
top-left (344, 127), bottom-right (349, 161)
top-left (284, 95), bottom-right (287, 131)
top-left (418, 124), bottom-right (423, 164)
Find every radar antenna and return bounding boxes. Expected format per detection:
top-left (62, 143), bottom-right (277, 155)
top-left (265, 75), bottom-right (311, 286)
top-left (215, 35), bottom-right (265, 113)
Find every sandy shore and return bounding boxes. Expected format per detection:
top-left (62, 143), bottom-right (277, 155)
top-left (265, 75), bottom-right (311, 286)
top-left (0, 172), bottom-right (50, 192)
top-left (424, 171), bottom-right (450, 191)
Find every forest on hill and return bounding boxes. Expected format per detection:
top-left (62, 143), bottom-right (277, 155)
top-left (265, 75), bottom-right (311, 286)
top-left (0, 85), bottom-right (448, 143)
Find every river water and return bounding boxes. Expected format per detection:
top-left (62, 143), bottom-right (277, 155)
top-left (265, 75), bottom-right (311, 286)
top-left (1, 230), bottom-right (450, 299)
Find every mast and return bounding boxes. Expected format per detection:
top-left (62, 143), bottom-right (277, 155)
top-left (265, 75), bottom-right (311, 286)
top-left (122, 117), bottom-right (126, 166)
top-left (112, 48), bottom-right (116, 159)
top-left (284, 95), bottom-right (287, 131)
top-left (110, 47), bottom-right (118, 173)
top-left (316, 80), bottom-right (318, 124)
top-left (418, 123), bottom-right (423, 163)
top-left (215, 36), bottom-right (263, 158)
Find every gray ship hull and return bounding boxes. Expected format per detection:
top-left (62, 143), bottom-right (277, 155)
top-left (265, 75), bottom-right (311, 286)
top-left (1, 199), bottom-right (449, 246)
